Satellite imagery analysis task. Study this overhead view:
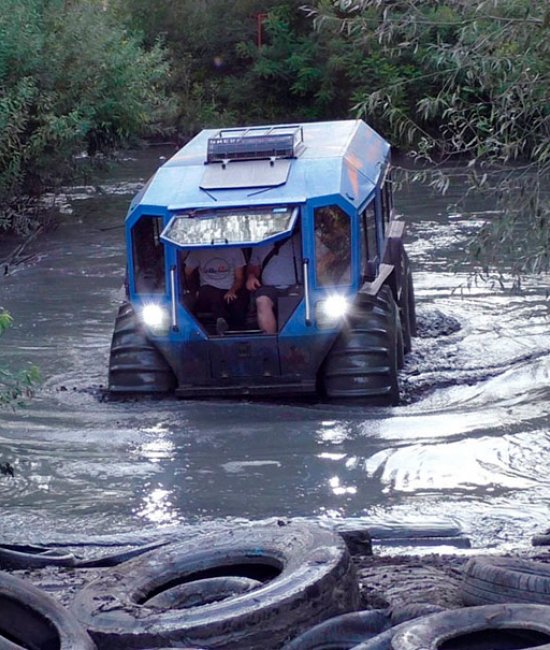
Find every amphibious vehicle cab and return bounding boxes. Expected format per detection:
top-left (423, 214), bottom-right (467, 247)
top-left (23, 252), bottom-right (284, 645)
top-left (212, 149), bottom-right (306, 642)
top-left (108, 120), bottom-right (416, 405)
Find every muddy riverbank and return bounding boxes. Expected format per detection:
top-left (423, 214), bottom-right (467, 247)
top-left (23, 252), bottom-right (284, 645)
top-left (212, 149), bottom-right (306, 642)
top-left (5, 514), bottom-right (549, 611)
top-left (5, 531), bottom-right (550, 649)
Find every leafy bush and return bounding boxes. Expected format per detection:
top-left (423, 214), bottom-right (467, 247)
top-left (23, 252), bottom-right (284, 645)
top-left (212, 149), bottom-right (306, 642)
top-left (311, 0), bottom-right (550, 275)
top-left (0, 0), bottom-right (172, 232)
top-left (0, 310), bottom-right (40, 407)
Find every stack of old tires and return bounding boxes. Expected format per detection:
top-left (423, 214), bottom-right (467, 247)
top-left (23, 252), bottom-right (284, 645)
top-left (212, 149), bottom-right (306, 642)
top-left (0, 521), bottom-right (360, 649)
top-left (3, 524), bottom-right (550, 649)
top-left (283, 554), bottom-right (550, 649)
top-left (0, 571), bottom-right (97, 649)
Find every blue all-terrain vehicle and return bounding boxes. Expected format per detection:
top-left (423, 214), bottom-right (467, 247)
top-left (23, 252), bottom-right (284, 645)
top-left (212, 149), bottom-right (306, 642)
top-left (108, 120), bottom-right (416, 405)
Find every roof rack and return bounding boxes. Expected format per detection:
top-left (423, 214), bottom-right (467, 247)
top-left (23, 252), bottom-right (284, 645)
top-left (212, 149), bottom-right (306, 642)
top-left (206, 125), bottom-right (304, 164)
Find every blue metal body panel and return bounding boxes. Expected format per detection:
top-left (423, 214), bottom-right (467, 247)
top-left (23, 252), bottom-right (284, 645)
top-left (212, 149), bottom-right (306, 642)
top-left (127, 120), bottom-right (387, 219)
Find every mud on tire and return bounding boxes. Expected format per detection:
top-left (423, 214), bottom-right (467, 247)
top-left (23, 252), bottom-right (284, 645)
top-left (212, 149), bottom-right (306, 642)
top-left (321, 286), bottom-right (401, 406)
top-left (461, 556), bottom-right (550, 606)
top-left (399, 260), bottom-right (416, 354)
top-left (71, 521), bottom-right (360, 650)
top-left (0, 571), bottom-right (96, 649)
top-left (108, 302), bottom-right (176, 393)
top-left (390, 604), bottom-right (550, 650)
top-left (283, 604), bottom-right (445, 650)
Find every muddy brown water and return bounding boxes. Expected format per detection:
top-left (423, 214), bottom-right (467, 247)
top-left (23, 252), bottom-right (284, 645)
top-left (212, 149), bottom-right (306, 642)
top-left (1, 149), bottom-right (549, 552)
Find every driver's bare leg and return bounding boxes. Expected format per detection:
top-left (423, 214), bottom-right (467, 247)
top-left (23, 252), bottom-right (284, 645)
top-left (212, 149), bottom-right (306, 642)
top-left (256, 295), bottom-right (276, 334)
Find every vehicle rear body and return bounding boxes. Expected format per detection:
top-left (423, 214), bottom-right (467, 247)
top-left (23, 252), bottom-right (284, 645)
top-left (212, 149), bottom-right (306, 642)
top-left (109, 120), bottom-right (415, 404)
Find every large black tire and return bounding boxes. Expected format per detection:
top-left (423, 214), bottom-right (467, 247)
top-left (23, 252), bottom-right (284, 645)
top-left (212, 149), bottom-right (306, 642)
top-left (390, 604), bottom-right (550, 650)
top-left (350, 622), bottom-right (409, 650)
top-left (0, 571), bottom-right (96, 649)
top-left (71, 521), bottom-right (360, 650)
top-left (399, 260), bottom-right (416, 354)
top-left (388, 288), bottom-right (405, 369)
top-left (108, 302), bottom-right (176, 393)
top-left (283, 609), bottom-right (389, 649)
top-left (282, 605), bottom-right (444, 649)
top-left (0, 540), bottom-right (169, 571)
top-left (322, 286), bottom-right (400, 406)
top-left (305, 605), bottom-right (445, 650)
top-left (461, 556), bottom-right (550, 606)
top-left (0, 543), bottom-right (76, 570)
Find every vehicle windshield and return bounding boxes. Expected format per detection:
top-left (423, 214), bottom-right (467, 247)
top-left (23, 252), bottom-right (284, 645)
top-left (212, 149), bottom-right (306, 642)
top-left (161, 206), bottom-right (297, 247)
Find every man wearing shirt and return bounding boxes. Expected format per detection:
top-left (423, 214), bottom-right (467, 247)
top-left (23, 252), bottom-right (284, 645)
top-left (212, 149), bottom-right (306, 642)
top-left (246, 233), bottom-right (301, 334)
top-left (185, 247), bottom-right (248, 334)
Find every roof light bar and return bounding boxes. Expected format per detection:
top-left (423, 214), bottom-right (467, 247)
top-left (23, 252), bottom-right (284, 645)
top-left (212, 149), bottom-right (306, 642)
top-left (206, 125), bottom-right (303, 163)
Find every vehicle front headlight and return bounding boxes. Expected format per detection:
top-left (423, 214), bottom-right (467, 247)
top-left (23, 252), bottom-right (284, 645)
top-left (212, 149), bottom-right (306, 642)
top-left (315, 295), bottom-right (350, 328)
top-left (141, 303), bottom-right (170, 335)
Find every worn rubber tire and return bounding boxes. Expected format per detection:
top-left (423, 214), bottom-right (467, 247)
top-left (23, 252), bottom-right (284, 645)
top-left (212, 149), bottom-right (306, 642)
top-left (322, 287), bottom-right (400, 406)
top-left (72, 521), bottom-right (360, 650)
top-left (108, 302), bottom-right (176, 393)
top-left (146, 576), bottom-right (262, 609)
top-left (283, 609), bottom-right (389, 649)
top-left (350, 621), bottom-right (410, 650)
top-left (0, 544), bottom-right (76, 570)
top-left (325, 605), bottom-right (444, 650)
top-left (0, 571), bottom-right (96, 650)
top-left (461, 556), bottom-right (550, 606)
top-left (388, 603), bottom-right (446, 626)
top-left (0, 540), bottom-right (170, 571)
top-left (390, 604), bottom-right (550, 649)
top-left (390, 290), bottom-right (405, 369)
top-left (282, 602), bottom-right (445, 649)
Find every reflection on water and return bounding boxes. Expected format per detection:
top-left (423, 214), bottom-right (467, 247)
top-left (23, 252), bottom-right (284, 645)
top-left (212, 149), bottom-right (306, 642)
top-left (365, 431), bottom-right (549, 494)
top-left (138, 487), bottom-right (178, 525)
top-left (0, 150), bottom-right (549, 551)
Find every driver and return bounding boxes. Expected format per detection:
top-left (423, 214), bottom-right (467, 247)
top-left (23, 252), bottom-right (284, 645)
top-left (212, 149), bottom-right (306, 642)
top-left (185, 247), bottom-right (248, 334)
top-left (246, 232), bottom-right (301, 334)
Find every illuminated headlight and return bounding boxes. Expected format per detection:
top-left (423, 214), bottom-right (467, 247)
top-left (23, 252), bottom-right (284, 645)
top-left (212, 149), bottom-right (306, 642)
top-left (315, 295), bottom-right (350, 328)
top-left (141, 304), bottom-right (169, 335)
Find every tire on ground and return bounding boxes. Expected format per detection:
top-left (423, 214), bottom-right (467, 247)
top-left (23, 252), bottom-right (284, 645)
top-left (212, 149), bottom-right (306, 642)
top-left (71, 521), bottom-right (360, 650)
top-left (327, 605), bottom-right (445, 650)
top-left (282, 601), bottom-right (444, 648)
top-left (322, 286), bottom-right (400, 406)
top-left (388, 603), bottom-right (445, 626)
top-left (108, 302), bottom-right (176, 393)
top-left (389, 604), bottom-right (550, 649)
top-left (461, 556), bottom-right (550, 606)
top-left (0, 543), bottom-right (76, 570)
top-left (283, 609), bottom-right (389, 649)
top-left (0, 571), bottom-right (96, 649)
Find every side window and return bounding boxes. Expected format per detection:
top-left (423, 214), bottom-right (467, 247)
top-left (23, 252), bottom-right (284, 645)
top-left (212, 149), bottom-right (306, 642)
top-left (363, 201), bottom-right (378, 260)
top-left (360, 201), bottom-right (378, 281)
top-left (178, 249), bottom-right (197, 307)
top-left (132, 217), bottom-right (166, 294)
top-left (314, 205), bottom-right (351, 287)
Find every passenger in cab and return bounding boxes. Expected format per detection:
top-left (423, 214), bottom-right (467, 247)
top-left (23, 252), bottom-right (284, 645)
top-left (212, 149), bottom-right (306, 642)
top-left (185, 247), bottom-right (248, 334)
top-left (246, 232), bottom-right (301, 334)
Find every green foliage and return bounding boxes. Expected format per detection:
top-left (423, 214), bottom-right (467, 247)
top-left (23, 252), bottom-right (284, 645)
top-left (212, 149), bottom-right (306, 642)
top-left (3, 0), bottom-right (548, 274)
top-left (0, 311), bottom-right (13, 335)
top-left (311, 0), bottom-right (550, 275)
top-left (111, 0), bottom-right (314, 131)
top-left (245, 5), bottom-right (352, 121)
top-left (0, 0), bottom-right (173, 233)
top-left (0, 310), bottom-right (40, 408)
